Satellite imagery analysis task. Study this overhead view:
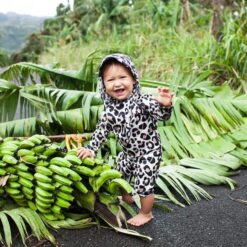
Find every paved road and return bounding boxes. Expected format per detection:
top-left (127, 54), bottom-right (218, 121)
top-left (17, 168), bottom-right (247, 247)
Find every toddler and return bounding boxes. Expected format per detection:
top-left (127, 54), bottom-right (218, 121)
top-left (78, 53), bottom-right (173, 226)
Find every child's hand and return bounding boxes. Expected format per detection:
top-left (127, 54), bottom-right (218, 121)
top-left (77, 148), bottom-right (95, 160)
top-left (155, 87), bottom-right (174, 106)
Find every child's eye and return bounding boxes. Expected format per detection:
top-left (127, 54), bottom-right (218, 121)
top-left (120, 76), bottom-right (126, 79)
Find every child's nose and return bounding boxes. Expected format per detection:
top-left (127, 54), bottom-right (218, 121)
top-left (114, 79), bottom-right (122, 86)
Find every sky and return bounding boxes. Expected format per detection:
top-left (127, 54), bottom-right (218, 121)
top-left (0, 0), bottom-right (74, 17)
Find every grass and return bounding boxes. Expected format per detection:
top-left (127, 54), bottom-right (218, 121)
top-left (39, 24), bottom-right (215, 83)
top-left (38, 1), bottom-right (246, 92)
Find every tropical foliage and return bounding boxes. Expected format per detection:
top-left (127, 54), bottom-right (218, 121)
top-left (0, 0), bottom-right (246, 245)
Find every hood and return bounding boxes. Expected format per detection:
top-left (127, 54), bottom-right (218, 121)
top-left (98, 53), bottom-right (141, 102)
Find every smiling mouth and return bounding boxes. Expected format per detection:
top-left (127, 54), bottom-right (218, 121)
top-left (114, 89), bottom-right (125, 94)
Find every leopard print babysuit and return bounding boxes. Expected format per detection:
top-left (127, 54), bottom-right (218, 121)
top-left (87, 54), bottom-right (173, 196)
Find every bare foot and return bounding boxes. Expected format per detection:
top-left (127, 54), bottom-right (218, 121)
top-left (127, 212), bottom-right (153, 226)
top-left (119, 194), bottom-right (134, 204)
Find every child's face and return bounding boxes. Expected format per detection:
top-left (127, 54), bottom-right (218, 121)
top-left (103, 63), bottom-right (135, 101)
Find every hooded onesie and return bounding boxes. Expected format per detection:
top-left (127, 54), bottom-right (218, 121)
top-left (86, 54), bottom-right (173, 196)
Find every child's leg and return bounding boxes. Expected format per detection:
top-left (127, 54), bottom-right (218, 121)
top-left (127, 193), bottom-right (154, 226)
top-left (127, 148), bottom-right (161, 226)
top-left (120, 188), bottom-right (134, 204)
top-left (116, 152), bottom-right (135, 204)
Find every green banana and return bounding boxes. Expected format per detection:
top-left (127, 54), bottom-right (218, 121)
top-left (36, 204), bottom-right (51, 214)
top-left (0, 168), bottom-right (7, 176)
top-left (8, 174), bottom-right (18, 182)
top-left (21, 155), bottom-right (38, 164)
top-left (51, 205), bottom-right (62, 214)
top-left (32, 145), bottom-right (45, 154)
top-left (36, 181), bottom-right (56, 191)
top-left (34, 173), bottom-right (52, 183)
top-left (42, 144), bottom-right (59, 157)
top-left (67, 149), bottom-right (77, 155)
top-left (94, 158), bottom-right (104, 165)
top-left (23, 192), bottom-right (34, 200)
top-left (49, 164), bottom-right (70, 177)
top-left (16, 163), bottom-right (29, 172)
top-left (53, 174), bottom-right (73, 186)
top-left (34, 135), bottom-right (51, 143)
top-left (18, 177), bottom-right (33, 188)
top-left (93, 164), bottom-right (111, 175)
top-left (15, 200), bottom-right (28, 207)
top-left (36, 194), bottom-right (54, 204)
top-left (82, 157), bottom-right (95, 166)
top-left (94, 170), bottom-right (122, 192)
top-left (2, 138), bottom-right (19, 144)
top-left (106, 178), bottom-right (133, 195)
top-left (8, 181), bottom-right (21, 189)
top-left (35, 198), bottom-right (52, 209)
top-left (89, 177), bottom-right (97, 192)
top-left (35, 166), bottom-right (53, 176)
top-left (74, 181), bottom-right (88, 194)
top-left (59, 185), bottom-right (73, 194)
top-left (54, 182), bottom-right (62, 188)
top-left (19, 140), bottom-right (35, 149)
top-left (64, 154), bottom-right (82, 166)
top-left (3, 137), bottom-right (15, 142)
top-left (21, 186), bottom-right (34, 195)
top-left (2, 155), bottom-right (18, 165)
top-left (28, 136), bottom-right (42, 145)
top-left (55, 197), bottom-right (71, 208)
top-left (27, 200), bottom-right (37, 211)
top-left (54, 213), bottom-right (65, 220)
top-left (5, 187), bottom-right (21, 196)
top-left (17, 170), bottom-right (34, 181)
top-left (38, 155), bottom-right (48, 160)
top-left (17, 149), bottom-right (35, 157)
top-left (74, 166), bottom-right (95, 177)
top-left (10, 194), bottom-right (25, 200)
top-left (62, 167), bottom-right (81, 181)
top-left (43, 213), bottom-right (59, 221)
top-left (0, 150), bottom-right (14, 156)
top-left (0, 161), bottom-right (7, 167)
top-left (36, 160), bottom-right (49, 167)
top-left (50, 157), bottom-right (72, 168)
top-left (5, 166), bottom-right (16, 174)
top-left (1, 143), bottom-right (19, 151)
top-left (35, 187), bottom-right (53, 198)
top-left (56, 191), bottom-right (74, 202)
top-left (23, 193), bottom-right (33, 200)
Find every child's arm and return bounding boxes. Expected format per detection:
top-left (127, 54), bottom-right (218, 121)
top-left (140, 87), bottom-right (174, 121)
top-left (77, 111), bottom-right (111, 159)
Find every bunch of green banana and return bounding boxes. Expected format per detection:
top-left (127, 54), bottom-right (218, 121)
top-left (0, 134), bottom-right (134, 222)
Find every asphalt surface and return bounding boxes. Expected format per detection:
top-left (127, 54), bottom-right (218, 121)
top-left (18, 168), bottom-right (247, 247)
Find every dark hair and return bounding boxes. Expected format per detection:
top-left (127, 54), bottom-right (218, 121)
top-left (99, 57), bottom-right (132, 79)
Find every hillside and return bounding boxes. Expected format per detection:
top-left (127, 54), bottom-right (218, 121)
top-left (0, 12), bottom-right (46, 53)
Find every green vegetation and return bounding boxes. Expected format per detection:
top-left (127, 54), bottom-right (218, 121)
top-left (0, 0), bottom-right (246, 245)
top-left (0, 49), bottom-right (10, 66)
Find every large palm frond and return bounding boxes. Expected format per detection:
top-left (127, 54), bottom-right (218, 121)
top-left (0, 51), bottom-right (100, 91)
top-left (0, 203), bottom-right (55, 247)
